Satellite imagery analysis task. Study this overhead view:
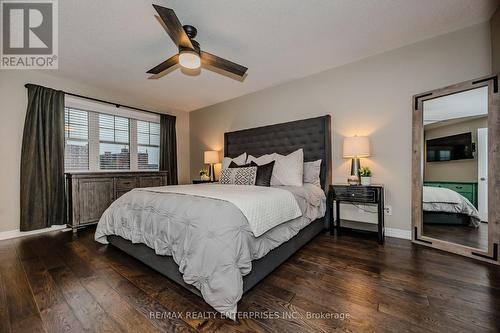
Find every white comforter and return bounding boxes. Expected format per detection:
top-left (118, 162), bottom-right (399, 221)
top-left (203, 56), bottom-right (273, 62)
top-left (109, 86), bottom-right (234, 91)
top-left (423, 186), bottom-right (481, 227)
top-left (140, 184), bottom-right (302, 237)
top-left (95, 184), bottom-right (325, 318)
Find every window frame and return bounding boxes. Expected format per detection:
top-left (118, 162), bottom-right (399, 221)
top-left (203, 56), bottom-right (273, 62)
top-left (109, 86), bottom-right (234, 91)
top-left (64, 107), bottom-right (90, 172)
top-left (63, 96), bottom-right (160, 173)
top-left (137, 120), bottom-right (161, 170)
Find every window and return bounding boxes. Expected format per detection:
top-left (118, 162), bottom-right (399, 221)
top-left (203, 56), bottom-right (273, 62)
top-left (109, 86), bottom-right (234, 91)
top-left (64, 108), bottom-right (89, 171)
top-left (99, 114), bottom-right (130, 170)
top-left (137, 121), bottom-right (160, 170)
top-left (63, 96), bottom-right (160, 172)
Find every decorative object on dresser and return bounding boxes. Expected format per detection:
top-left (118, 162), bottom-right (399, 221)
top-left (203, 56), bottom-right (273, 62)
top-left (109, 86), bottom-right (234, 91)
top-left (328, 184), bottom-right (385, 244)
top-left (199, 168), bottom-right (210, 181)
top-left (359, 166), bottom-right (373, 186)
top-left (343, 135), bottom-right (370, 185)
top-left (204, 150), bottom-right (220, 181)
top-left (65, 171), bottom-right (168, 232)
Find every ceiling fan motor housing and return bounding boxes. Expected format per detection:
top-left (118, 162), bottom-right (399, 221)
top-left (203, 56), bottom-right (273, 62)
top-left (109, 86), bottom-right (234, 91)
top-left (180, 25), bottom-right (200, 55)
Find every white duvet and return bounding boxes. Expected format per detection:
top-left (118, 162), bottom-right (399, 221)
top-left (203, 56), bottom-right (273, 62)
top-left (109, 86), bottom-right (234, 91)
top-left (141, 184), bottom-right (302, 237)
top-left (95, 184), bottom-right (324, 317)
top-left (423, 186), bottom-right (481, 227)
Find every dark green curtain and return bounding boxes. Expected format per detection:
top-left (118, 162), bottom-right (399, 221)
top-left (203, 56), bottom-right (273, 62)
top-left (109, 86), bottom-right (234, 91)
top-left (20, 84), bottom-right (65, 231)
top-left (159, 114), bottom-right (178, 185)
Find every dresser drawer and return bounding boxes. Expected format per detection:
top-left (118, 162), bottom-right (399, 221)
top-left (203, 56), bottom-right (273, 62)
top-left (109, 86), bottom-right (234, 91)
top-left (116, 177), bottom-right (137, 190)
top-left (334, 187), bottom-right (376, 203)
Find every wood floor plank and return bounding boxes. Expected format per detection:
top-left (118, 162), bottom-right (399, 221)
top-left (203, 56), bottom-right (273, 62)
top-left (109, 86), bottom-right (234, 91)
top-left (18, 244), bottom-right (85, 332)
top-left (2, 226), bottom-right (500, 333)
top-left (82, 275), bottom-right (161, 333)
top-left (0, 242), bottom-right (45, 332)
top-left (0, 273), bottom-right (12, 333)
top-left (48, 265), bottom-right (123, 332)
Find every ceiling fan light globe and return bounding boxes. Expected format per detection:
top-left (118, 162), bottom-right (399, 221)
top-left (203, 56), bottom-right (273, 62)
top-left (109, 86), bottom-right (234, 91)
top-left (179, 50), bottom-right (201, 69)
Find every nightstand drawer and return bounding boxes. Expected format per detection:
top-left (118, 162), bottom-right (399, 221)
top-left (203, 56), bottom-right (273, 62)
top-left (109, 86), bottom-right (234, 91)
top-left (334, 188), bottom-right (376, 203)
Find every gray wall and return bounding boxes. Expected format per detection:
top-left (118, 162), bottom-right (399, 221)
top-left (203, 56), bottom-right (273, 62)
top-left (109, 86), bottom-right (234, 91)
top-left (492, 8), bottom-right (500, 73)
top-left (0, 70), bottom-right (190, 233)
top-left (189, 23), bottom-right (492, 232)
top-left (424, 117), bottom-right (488, 182)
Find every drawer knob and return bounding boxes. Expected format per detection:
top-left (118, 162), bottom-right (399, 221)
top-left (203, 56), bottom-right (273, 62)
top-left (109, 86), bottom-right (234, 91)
top-left (351, 193), bottom-right (355, 197)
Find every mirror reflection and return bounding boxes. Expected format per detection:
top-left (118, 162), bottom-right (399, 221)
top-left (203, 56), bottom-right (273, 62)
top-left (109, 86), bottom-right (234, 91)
top-left (422, 87), bottom-right (488, 250)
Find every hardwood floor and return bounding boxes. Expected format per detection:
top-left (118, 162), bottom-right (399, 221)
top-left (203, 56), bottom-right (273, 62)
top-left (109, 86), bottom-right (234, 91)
top-left (423, 222), bottom-right (488, 250)
top-left (1, 227), bottom-right (500, 333)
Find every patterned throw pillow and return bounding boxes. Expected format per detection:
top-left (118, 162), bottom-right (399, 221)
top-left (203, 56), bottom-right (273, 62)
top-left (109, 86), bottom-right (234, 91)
top-left (219, 166), bottom-right (257, 185)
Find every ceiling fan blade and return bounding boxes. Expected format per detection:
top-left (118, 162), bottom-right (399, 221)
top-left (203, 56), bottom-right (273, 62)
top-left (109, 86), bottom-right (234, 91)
top-left (152, 5), bottom-right (193, 49)
top-left (147, 54), bottom-right (179, 74)
top-left (201, 51), bottom-right (248, 77)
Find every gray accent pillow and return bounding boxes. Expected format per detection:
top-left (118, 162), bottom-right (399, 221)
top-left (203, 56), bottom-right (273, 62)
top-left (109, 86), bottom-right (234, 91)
top-left (219, 166), bottom-right (257, 185)
top-left (303, 160), bottom-right (322, 186)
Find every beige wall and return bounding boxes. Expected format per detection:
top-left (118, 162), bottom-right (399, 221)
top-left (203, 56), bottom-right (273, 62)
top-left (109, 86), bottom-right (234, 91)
top-left (189, 23), bottom-right (492, 231)
top-left (0, 70), bottom-right (190, 233)
top-left (492, 8), bottom-right (500, 73)
top-left (424, 117), bottom-right (487, 182)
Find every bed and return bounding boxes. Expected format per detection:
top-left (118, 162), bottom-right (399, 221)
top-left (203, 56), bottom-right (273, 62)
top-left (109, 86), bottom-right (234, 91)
top-left (422, 185), bottom-right (481, 227)
top-left (95, 115), bottom-right (332, 318)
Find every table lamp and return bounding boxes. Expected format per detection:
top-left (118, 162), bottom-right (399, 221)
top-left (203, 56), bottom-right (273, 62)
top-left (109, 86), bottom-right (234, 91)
top-left (343, 136), bottom-right (370, 185)
top-left (204, 150), bottom-right (219, 181)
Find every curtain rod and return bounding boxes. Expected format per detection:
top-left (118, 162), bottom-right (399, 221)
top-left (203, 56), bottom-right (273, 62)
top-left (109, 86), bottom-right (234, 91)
top-left (24, 83), bottom-right (175, 118)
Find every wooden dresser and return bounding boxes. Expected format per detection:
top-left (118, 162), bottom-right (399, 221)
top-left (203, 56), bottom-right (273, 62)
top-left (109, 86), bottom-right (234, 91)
top-left (423, 181), bottom-right (478, 207)
top-left (65, 171), bottom-right (168, 232)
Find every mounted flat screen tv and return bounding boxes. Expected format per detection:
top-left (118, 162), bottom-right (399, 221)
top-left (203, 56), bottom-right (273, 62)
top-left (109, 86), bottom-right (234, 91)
top-left (426, 132), bottom-right (473, 162)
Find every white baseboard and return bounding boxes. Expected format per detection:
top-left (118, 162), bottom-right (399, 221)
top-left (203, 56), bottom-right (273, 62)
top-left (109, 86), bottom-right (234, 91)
top-left (385, 227), bottom-right (412, 240)
top-left (0, 225), bottom-right (69, 241)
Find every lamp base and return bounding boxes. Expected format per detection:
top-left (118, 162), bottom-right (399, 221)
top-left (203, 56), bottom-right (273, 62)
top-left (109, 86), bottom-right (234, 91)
top-left (347, 158), bottom-right (361, 185)
top-left (208, 164), bottom-right (215, 182)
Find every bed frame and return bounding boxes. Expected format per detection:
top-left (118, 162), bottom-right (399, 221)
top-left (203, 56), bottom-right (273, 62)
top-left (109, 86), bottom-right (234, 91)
top-left (108, 115), bottom-right (332, 297)
top-left (423, 212), bottom-right (471, 225)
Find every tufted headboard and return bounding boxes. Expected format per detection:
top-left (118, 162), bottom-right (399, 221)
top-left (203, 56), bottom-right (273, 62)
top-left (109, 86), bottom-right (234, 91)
top-left (224, 115), bottom-right (332, 192)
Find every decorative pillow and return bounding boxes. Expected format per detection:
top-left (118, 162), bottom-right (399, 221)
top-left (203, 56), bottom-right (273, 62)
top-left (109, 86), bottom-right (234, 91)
top-left (271, 149), bottom-right (304, 186)
top-left (246, 153), bottom-right (276, 165)
top-left (219, 166), bottom-right (257, 185)
top-left (221, 153), bottom-right (247, 170)
top-left (250, 161), bottom-right (275, 187)
top-left (303, 160), bottom-right (322, 187)
top-left (228, 161), bottom-right (249, 168)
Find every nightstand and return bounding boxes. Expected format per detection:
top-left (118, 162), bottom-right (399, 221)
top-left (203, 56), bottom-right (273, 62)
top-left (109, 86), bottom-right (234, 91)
top-left (328, 184), bottom-right (385, 244)
top-left (192, 179), bottom-right (217, 184)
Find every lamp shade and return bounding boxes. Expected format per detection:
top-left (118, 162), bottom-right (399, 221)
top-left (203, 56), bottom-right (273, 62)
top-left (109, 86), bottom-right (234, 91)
top-left (343, 136), bottom-right (370, 158)
top-left (204, 150), bottom-right (219, 164)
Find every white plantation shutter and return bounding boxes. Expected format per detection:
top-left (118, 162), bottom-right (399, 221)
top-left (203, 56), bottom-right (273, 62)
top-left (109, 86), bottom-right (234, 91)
top-left (63, 98), bottom-right (160, 172)
top-left (64, 108), bottom-right (89, 171)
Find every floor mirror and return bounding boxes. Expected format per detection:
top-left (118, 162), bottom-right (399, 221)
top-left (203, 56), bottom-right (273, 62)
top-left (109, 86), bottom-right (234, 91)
top-left (412, 75), bottom-right (500, 264)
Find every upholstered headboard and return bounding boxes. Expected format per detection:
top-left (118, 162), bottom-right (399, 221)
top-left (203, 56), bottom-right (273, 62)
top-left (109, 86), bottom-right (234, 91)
top-left (224, 115), bottom-right (332, 192)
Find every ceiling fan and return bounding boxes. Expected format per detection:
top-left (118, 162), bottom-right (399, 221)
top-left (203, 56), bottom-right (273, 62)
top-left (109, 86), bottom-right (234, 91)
top-left (147, 5), bottom-right (248, 79)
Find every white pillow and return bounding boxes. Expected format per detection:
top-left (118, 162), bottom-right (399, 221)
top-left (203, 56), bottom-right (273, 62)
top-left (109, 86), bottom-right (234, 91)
top-left (271, 149), bottom-right (304, 186)
top-left (303, 160), bottom-right (322, 187)
top-left (246, 153), bottom-right (276, 165)
top-left (221, 152), bottom-right (247, 170)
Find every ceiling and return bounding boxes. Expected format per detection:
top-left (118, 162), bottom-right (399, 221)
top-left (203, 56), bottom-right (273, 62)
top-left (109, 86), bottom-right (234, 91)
top-left (56, 0), bottom-right (498, 112)
top-left (424, 86), bottom-right (488, 126)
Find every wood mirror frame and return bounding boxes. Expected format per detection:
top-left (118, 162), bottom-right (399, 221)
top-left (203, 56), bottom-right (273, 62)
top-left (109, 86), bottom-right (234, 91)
top-left (412, 74), bottom-right (500, 265)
